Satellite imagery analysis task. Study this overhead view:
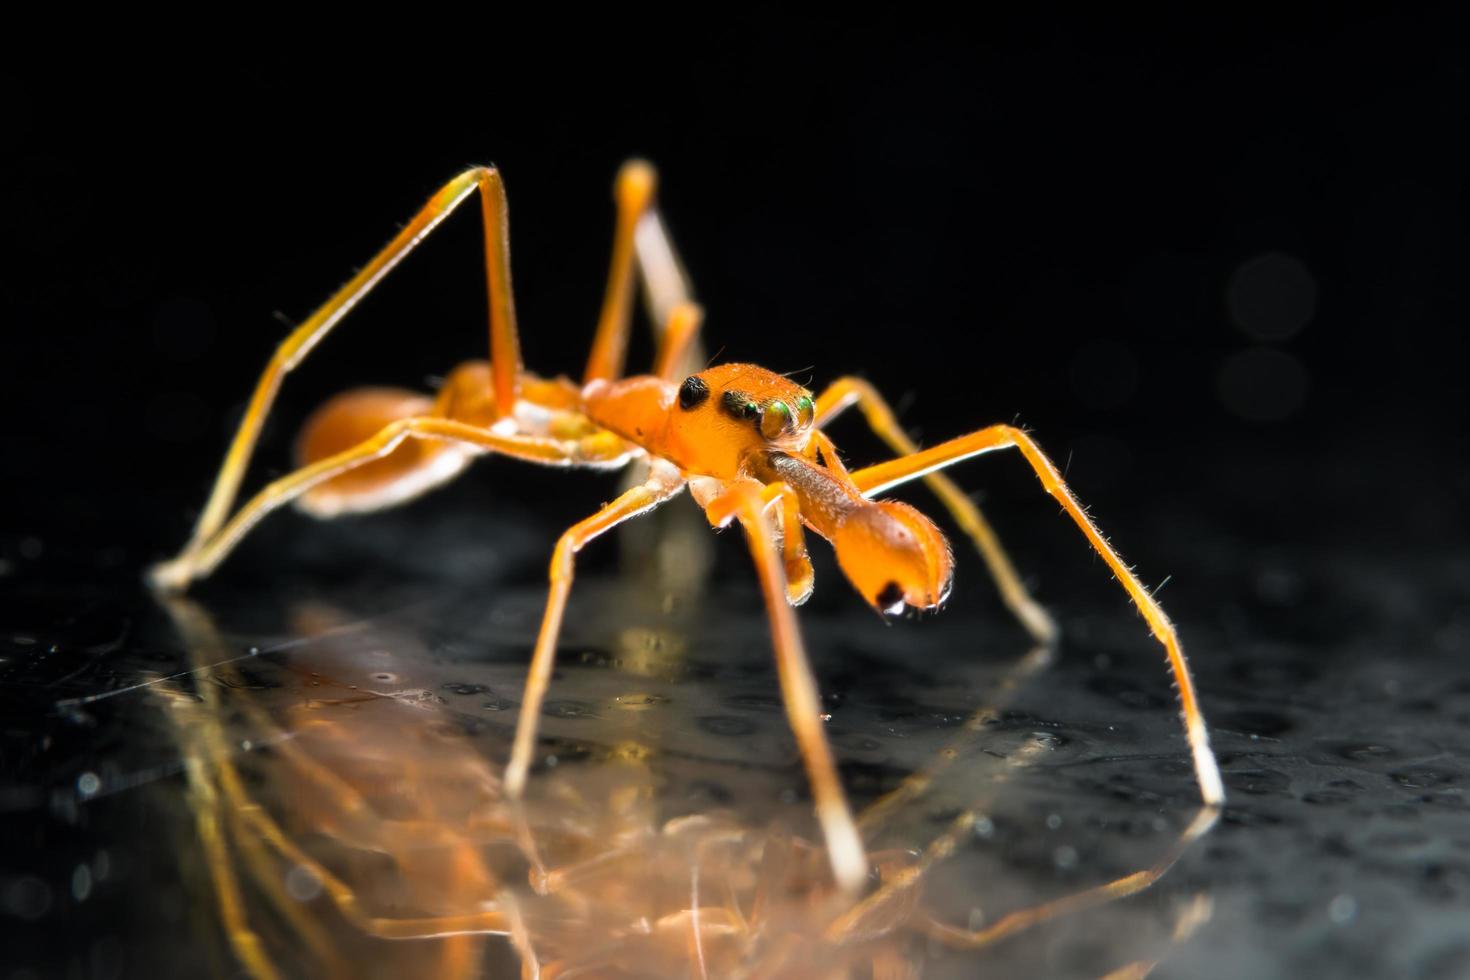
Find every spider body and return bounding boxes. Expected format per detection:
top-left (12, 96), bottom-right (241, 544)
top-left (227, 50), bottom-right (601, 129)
top-left (150, 161), bottom-right (1224, 894)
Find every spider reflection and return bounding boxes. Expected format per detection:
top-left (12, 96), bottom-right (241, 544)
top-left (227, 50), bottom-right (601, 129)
top-left (154, 595), bottom-right (1214, 979)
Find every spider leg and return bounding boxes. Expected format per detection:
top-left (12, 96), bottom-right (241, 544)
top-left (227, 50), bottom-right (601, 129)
top-left (762, 482), bottom-right (815, 605)
top-left (651, 302), bottom-right (706, 383)
top-left (704, 482), bottom-right (866, 894)
top-left (856, 643), bottom-right (1055, 835)
top-left (150, 418), bottom-right (620, 591)
top-left (160, 168), bottom-right (522, 582)
top-left (814, 378), bottom-right (1056, 645)
top-left (158, 596), bottom-right (510, 979)
top-left (834, 714), bottom-right (1216, 964)
top-left (583, 161), bottom-right (659, 383)
top-left (503, 461), bottom-right (686, 797)
top-left (585, 160), bottom-right (708, 385)
top-left (847, 424), bottom-right (1225, 808)
top-left (915, 807), bottom-right (1219, 951)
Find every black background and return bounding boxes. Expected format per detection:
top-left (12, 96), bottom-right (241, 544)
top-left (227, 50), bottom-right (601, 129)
top-left (3, 10), bottom-right (1466, 574)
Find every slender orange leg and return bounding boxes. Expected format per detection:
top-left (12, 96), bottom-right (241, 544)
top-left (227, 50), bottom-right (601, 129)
top-left (849, 424), bottom-right (1225, 807)
top-left (156, 168), bottom-right (522, 589)
top-left (586, 161), bottom-right (706, 383)
top-left (815, 378), bottom-right (1056, 644)
top-left (584, 160), bottom-right (658, 383)
top-left (503, 461), bottom-right (687, 797)
top-left (150, 418), bottom-right (624, 591)
top-left (633, 203), bottom-right (695, 343)
top-left (808, 430), bottom-right (851, 479)
top-left (651, 302), bottom-right (706, 382)
top-left (704, 482), bottom-right (867, 894)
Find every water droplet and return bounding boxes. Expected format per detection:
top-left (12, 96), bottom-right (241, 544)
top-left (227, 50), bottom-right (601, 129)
top-left (545, 700), bottom-right (597, 719)
top-left (973, 816), bottom-right (995, 839)
top-left (1334, 743), bottom-right (1399, 763)
top-left (1045, 813), bottom-right (1063, 831)
top-left (443, 682), bottom-right (489, 696)
top-left (1327, 893), bottom-right (1357, 925)
top-left (613, 692), bottom-right (670, 711)
top-left (285, 865), bottom-right (322, 902)
top-left (1392, 769), bottom-right (1457, 789)
top-left (76, 772), bottom-right (100, 798)
top-left (2, 876), bottom-right (51, 920)
top-left (1053, 845), bottom-right (1079, 870)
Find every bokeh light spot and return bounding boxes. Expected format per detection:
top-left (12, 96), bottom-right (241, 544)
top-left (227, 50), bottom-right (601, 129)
top-left (1227, 252), bottom-right (1317, 341)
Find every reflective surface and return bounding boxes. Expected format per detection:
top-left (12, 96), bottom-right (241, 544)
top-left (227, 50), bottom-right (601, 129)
top-left (3, 492), bottom-right (1468, 978)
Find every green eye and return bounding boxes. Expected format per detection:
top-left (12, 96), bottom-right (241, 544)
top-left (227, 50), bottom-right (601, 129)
top-left (761, 400), bottom-right (791, 439)
top-left (796, 395), bottom-right (815, 422)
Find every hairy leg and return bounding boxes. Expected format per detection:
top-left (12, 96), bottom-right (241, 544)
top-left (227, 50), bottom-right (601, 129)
top-left (814, 377), bottom-right (1056, 644)
top-left (704, 482), bottom-right (867, 893)
top-left (161, 169), bottom-right (523, 581)
top-left (849, 423), bottom-right (1224, 807)
top-left (503, 461), bottom-right (687, 796)
top-left (150, 418), bottom-right (625, 591)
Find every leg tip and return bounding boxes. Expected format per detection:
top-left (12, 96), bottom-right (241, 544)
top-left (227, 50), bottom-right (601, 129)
top-left (615, 160), bottom-right (657, 211)
top-left (1017, 600), bottom-right (1060, 648)
top-left (503, 759), bottom-right (529, 800)
top-left (146, 560), bottom-right (191, 594)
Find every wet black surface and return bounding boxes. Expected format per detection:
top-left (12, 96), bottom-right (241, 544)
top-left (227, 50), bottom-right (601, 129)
top-left (2, 447), bottom-right (1467, 978)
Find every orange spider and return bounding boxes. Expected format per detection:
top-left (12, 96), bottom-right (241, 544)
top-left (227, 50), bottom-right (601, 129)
top-left (149, 161), bottom-right (1225, 891)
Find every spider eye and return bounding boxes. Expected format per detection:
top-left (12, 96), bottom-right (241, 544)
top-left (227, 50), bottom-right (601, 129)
top-left (721, 389), bottom-right (760, 421)
top-left (678, 375), bottom-right (710, 409)
top-left (795, 394), bottom-right (815, 426)
top-left (761, 400), bottom-right (791, 440)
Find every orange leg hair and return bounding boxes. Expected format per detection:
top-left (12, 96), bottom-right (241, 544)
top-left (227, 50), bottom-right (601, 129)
top-left (849, 424), bottom-right (1225, 807)
top-left (503, 461), bottom-right (687, 798)
top-left (814, 378), bottom-right (1057, 645)
top-left (703, 481), bottom-right (867, 894)
top-left (149, 418), bottom-right (625, 591)
top-left (161, 168), bottom-right (522, 585)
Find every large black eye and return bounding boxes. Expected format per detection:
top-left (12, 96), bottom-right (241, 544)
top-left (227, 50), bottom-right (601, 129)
top-left (679, 375), bottom-right (710, 409)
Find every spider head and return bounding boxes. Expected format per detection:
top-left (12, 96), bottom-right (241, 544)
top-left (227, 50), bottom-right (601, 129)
top-left (666, 364), bottom-right (816, 477)
top-left (830, 500), bottom-right (954, 617)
